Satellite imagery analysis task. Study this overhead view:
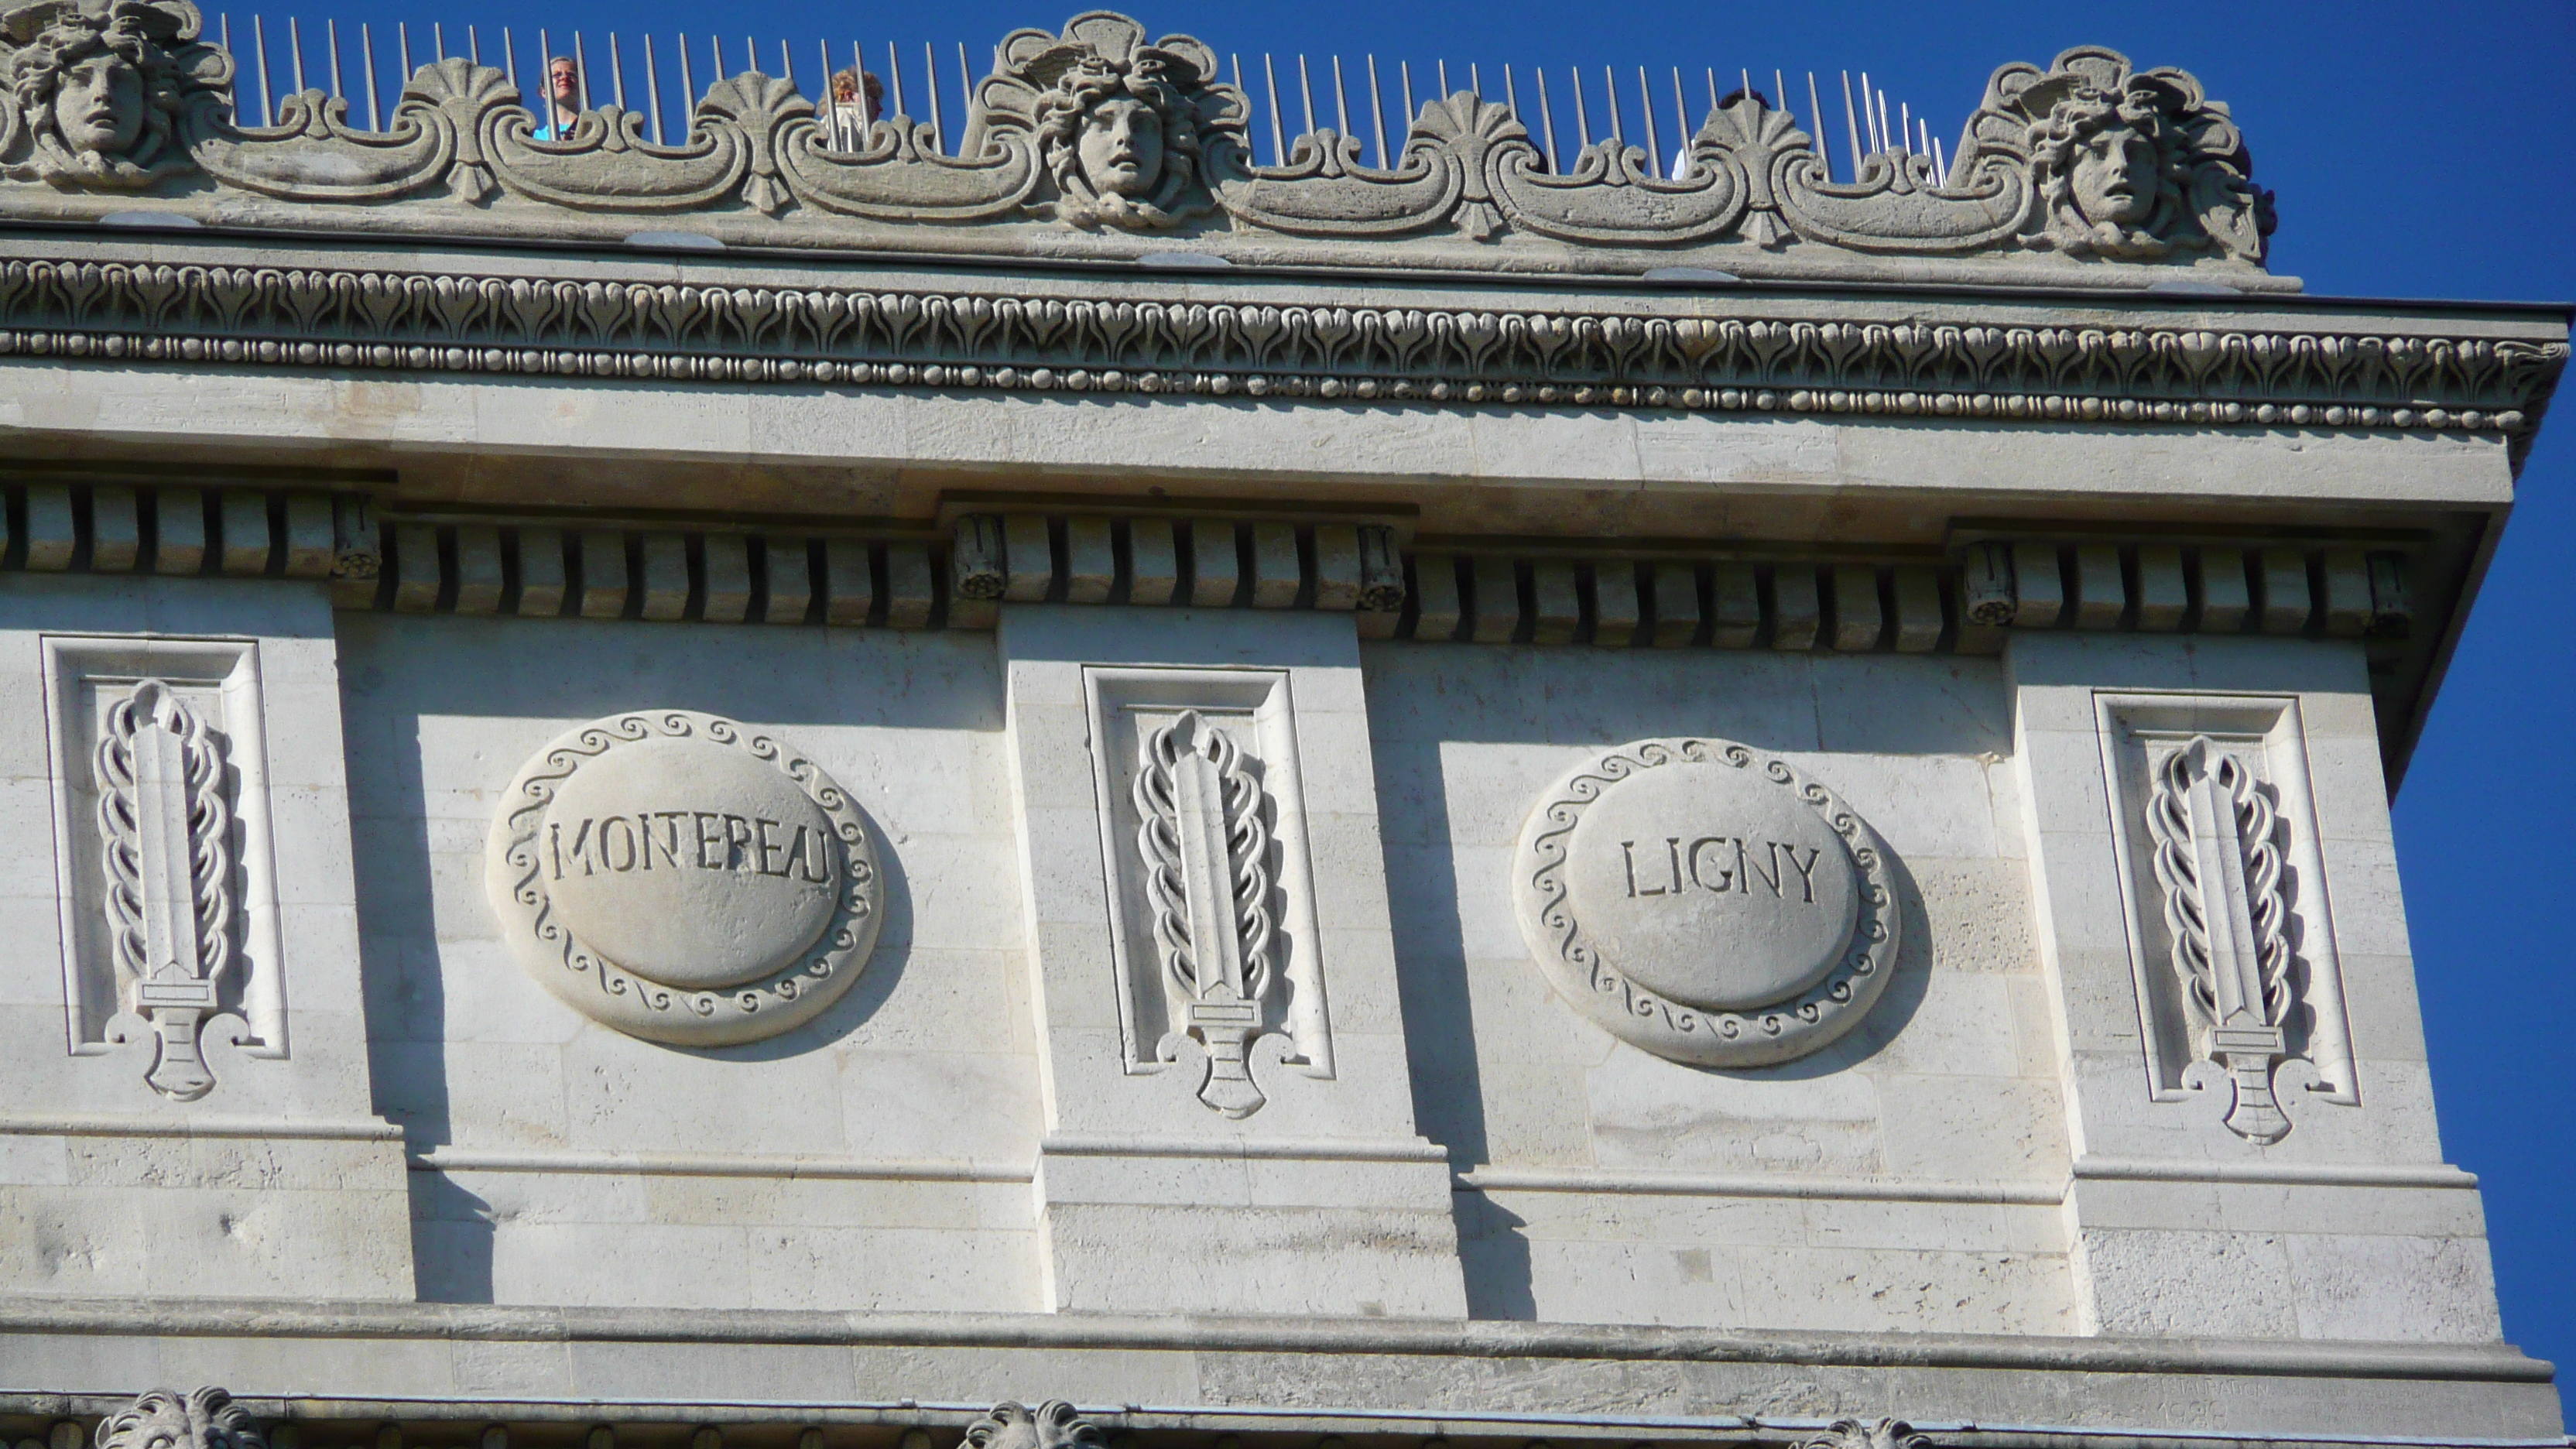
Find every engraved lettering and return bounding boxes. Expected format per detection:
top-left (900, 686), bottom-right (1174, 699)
top-left (567, 818), bottom-right (597, 876)
top-left (1687, 836), bottom-right (1733, 892)
top-left (1663, 837), bottom-right (1685, 895)
top-left (1780, 843), bottom-right (1822, 903)
top-left (1622, 839), bottom-right (1652, 897)
top-left (694, 811), bottom-right (724, 867)
top-left (756, 817), bottom-right (786, 876)
top-left (1743, 838), bottom-right (1784, 896)
top-left (601, 815), bottom-right (638, 872)
top-left (643, 811), bottom-right (684, 870)
top-left (793, 824), bottom-right (833, 883)
top-left (724, 814), bottom-right (753, 872)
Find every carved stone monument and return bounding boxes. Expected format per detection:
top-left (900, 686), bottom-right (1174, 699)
top-left (0, 6), bottom-right (2561, 1449)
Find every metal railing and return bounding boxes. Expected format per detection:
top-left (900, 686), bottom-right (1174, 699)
top-left (212, 12), bottom-right (1956, 183)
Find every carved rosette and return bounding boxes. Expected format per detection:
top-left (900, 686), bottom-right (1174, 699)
top-left (1513, 738), bottom-right (1900, 1067)
top-left (2144, 734), bottom-right (2299, 1142)
top-left (484, 711), bottom-right (883, 1046)
top-left (1132, 709), bottom-right (1279, 1116)
top-left (94, 678), bottom-right (238, 1101)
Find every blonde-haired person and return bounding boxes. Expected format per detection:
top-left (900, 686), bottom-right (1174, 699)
top-left (825, 67), bottom-right (883, 150)
top-left (531, 54), bottom-right (580, 140)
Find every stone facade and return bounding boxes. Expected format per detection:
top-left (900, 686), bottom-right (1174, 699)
top-left (0, 8), bottom-right (2565, 1449)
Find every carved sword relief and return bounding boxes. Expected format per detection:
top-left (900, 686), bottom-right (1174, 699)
top-left (94, 680), bottom-right (236, 1101)
top-left (2143, 735), bottom-right (2296, 1143)
top-left (1131, 710), bottom-right (1278, 1118)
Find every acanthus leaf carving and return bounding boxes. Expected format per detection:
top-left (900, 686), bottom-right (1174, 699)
top-left (1132, 708), bottom-right (1279, 1118)
top-left (2144, 734), bottom-right (2298, 1143)
top-left (94, 678), bottom-right (238, 1101)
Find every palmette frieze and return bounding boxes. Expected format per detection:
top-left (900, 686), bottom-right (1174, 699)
top-left (0, 255), bottom-right (2559, 439)
top-left (2, 3), bottom-right (2269, 283)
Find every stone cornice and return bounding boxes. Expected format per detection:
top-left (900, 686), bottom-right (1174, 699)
top-left (0, 254), bottom-right (2562, 446)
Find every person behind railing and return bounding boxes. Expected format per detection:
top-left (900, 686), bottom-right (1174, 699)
top-left (530, 54), bottom-right (581, 140)
top-left (825, 67), bottom-right (883, 150)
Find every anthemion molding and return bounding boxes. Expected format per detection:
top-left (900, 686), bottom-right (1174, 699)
top-left (0, 257), bottom-right (2560, 443)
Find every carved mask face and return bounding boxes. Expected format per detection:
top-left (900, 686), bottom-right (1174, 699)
top-left (2069, 122), bottom-right (2158, 227)
top-left (53, 51), bottom-right (142, 155)
top-left (1077, 95), bottom-right (1162, 197)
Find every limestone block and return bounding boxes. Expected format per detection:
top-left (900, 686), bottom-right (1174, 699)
top-left (701, 535), bottom-right (752, 622)
top-left (279, 493), bottom-right (334, 578)
top-left (1127, 518), bottom-right (1177, 605)
top-left (24, 484), bottom-right (73, 570)
top-left (1190, 519), bottom-right (1239, 605)
top-left (1892, 566), bottom-right (1943, 652)
top-left (2257, 548), bottom-right (2311, 633)
top-left (1591, 561), bottom-right (1640, 647)
top-left (762, 538), bottom-right (813, 625)
top-left (1831, 564), bottom-right (1882, 650)
top-left (392, 524), bottom-right (440, 612)
top-left (2074, 544), bottom-right (2123, 628)
top-left (2198, 546), bottom-right (2250, 631)
top-left (637, 535), bottom-right (689, 621)
top-left (218, 492), bottom-right (270, 576)
top-left (1530, 561), bottom-right (1579, 644)
top-left (2320, 548), bottom-right (2371, 636)
top-left (1773, 566), bottom-right (1820, 649)
top-left (577, 531), bottom-right (628, 618)
top-left (155, 488), bottom-right (207, 575)
top-left (452, 526), bottom-right (503, 615)
top-left (2136, 545), bottom-right (2187, 630)
top-left (1064, 518), bottom-right (1114, 604)
top-left (1003, 513), bottom-right (1052, 602)
top-left (822, 539), bottom-right (870, 625)
top-left (1468, 555), bottom-right (1517, 642)
top-left (1711, 562), bottom-right (1761, 647)
top-left (515, 528), bottom-right (566, 616)
top-left (1404, 553), bottom-right (1456, 640)
top-left (91, 487), bottom-right (140, 572)
top-left (1311, 523), bottom-right (1362, 611)
top-left (2012, 542), bottom-right (2064, 627)
top-left (885, 542), bottom-right (935, 626)
top-left (1250, 520), bottom-right (1299, 607)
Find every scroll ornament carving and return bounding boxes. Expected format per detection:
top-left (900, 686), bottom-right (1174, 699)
top-left (95, 679), bottom-right (240, 1101)
top-left (2144, 735), bottom-right (2300, 1143)
top-left (96, 1388), bottom-right (266, 1449)
top-left (0, 5), bottom-right (2273, 270)
top-left (1132, 710), bottom-right (1280, 1117)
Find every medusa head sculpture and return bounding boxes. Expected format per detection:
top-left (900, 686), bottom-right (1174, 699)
top-left (0, 0), bottom-right (228, 186)
top-left (976, 10), bottom-right (1245, 230)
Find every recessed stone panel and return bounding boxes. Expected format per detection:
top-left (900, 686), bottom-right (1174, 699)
top-left (485, 711), bottom-right (883, 1046)
top-left (1512, 738), bottom-right (1899, 1067)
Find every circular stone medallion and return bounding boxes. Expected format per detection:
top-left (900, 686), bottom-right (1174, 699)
top-left (485, 711), bottom-right (882, 1046)
top-left (1512, 738), bottom-right (1899, 1067)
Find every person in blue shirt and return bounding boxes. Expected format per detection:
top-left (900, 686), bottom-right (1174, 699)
top-left (530, 55), bottom-right (581, 140)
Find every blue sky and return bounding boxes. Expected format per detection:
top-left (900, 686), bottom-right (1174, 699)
top-left (242, 0), bottom-right (2574, 1362)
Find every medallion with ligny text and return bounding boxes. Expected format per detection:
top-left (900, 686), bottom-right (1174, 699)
top-left (484, 711), bottom-right (884, 1046)
top-left (1512, 738), bottom-right (1900, 1067)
